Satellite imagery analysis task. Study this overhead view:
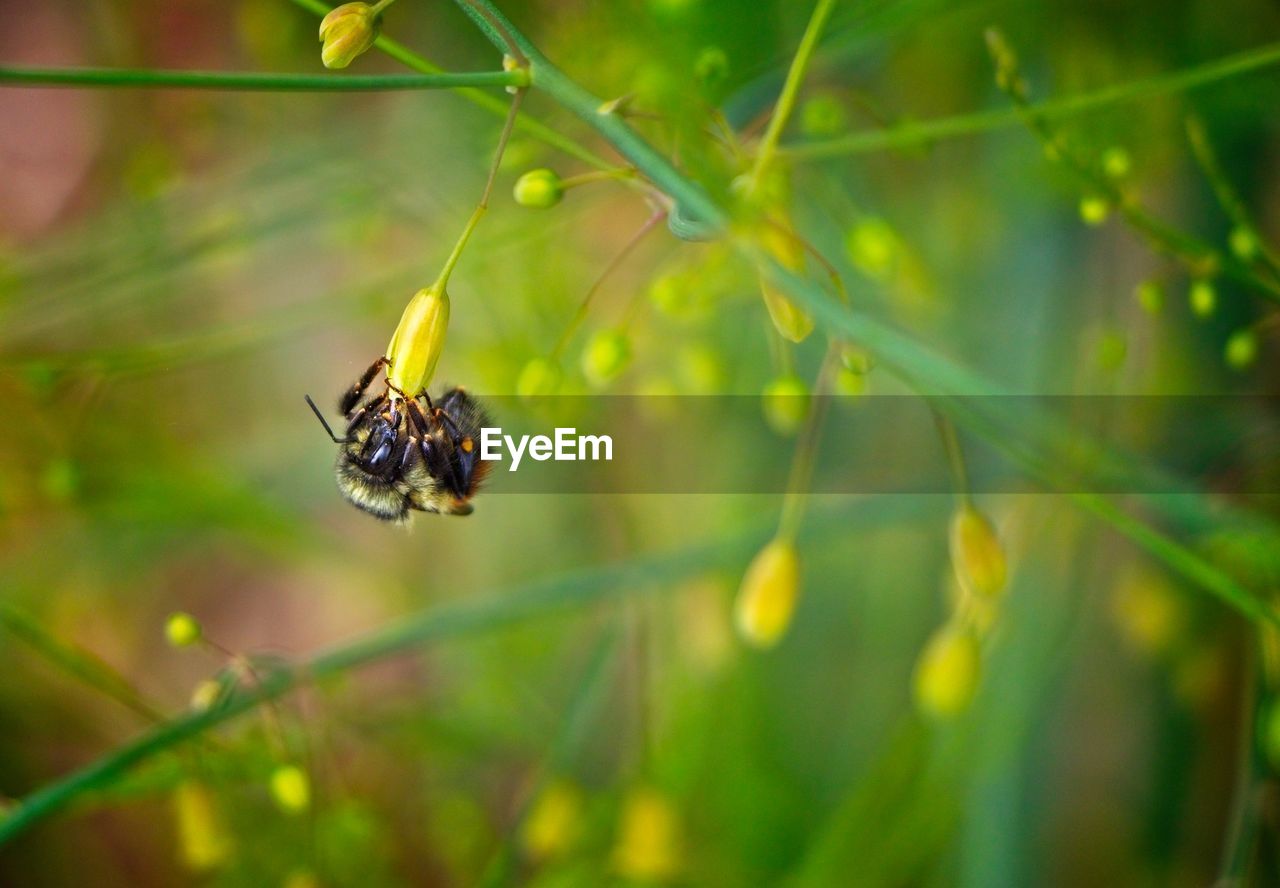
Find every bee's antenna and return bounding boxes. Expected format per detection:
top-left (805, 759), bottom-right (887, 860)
top-left (304, 395), bottom-right (349, 444)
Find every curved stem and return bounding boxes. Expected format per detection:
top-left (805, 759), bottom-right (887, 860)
top-left (0, 65), bottom-right (523, 91)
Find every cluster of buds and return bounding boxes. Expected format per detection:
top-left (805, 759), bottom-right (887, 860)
top-left (912, 501), bottom-right (1009, 721)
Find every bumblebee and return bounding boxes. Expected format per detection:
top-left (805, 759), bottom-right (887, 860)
top-left (305, 357), bottom-right (491, 522)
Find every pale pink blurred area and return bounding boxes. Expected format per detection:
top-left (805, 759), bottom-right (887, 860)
top-left (0, 0), bottom-right (101, 241)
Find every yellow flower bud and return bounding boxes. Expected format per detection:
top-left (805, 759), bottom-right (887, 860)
top-left (912, 625), bottom-right (981, 720)
top-left (516, 357), bottom-right (561, 398)
top-left (1111, 565), bottom-right (1184, 659)
top-left (949, 505), bottom-right (1006, 600)
top-left (189, 679), bottom-right (223, 712)
top-left (581, 328), bottom-right (631, 388)
top-left (269, 765), bottom-right (311, 815)
top-left (734, 538), bottom-right (801, 648)
top-left (173, 780), bottom-right (232, 872)
top-left (1230, 225), bottom-right (1259, 261)
top-left (385, 283), bottom-right (450, 397)
top-left (520, 779), bottom-right (583, 862)
top-left (513, 169), bottom-right (563, 208)
top-left (761, 374), bottom-right (809, 436)
top-left (612, 787), bottom-right (681, 882)
top-left (757, 224), bottom-right (813, 343)
top-left (846, 217), bottom-right (899, 280)
top-left (165, 612), bottom-right (202, 648)
top-left (800, 93), bottom-right (848, 138)
top-left (318, 2), bottom-right (379, 70)
top-left (1225, 328), bottom-right (1258, 370)
top-left (1189, 279), bottom-right (1217, 317)
top-left (1079, 195), bottom-right (1110, 226)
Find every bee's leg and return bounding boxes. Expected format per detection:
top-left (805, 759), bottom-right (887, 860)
top-left (345, 392), bottom-right (389, 434)
top-left (406, 399), bottom-right (467, 497)
top-left (339, 356), bottom-right (390, 416)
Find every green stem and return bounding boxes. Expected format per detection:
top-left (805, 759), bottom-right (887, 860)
top-left (932, 410), bottom-right (971, 507)
top-left (0, 497), bottom-right (930, 846)
top-left (748, 0), bottom-right (837, 188)
top-left (287, 0), bottom-right (611, 171)
top-left (0, 65), bottom-right (523, 91)
top-left (785, 39), bottom-right (1280, 159)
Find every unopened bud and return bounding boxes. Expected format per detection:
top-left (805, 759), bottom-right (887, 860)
top-left (1079, 195), bottom-right (1110, 226)
top-left (318, 3), bottom-right (379, 70)
top-left (758, 224), bottom-right (813, 343)
top-left (612, 787), bottom-right (681, 881)
top-left (1225, 328), bottom-right (1258, 370)
top-left (516, 357), bottom-right (561, 398)
top-left (385, 283), bottom-right (450, 397)
top-left (1230, 225), bottom-right (1259, 261)
top-left (174, 780), bottom-right (232, 872)
top-left (761, 374), bottom-right (809, 436)
top-left (913, 624), bottom-right (981, 720)
top-left (269, 765), bottom-right (311, 814)
top-left (1134, 280), bottom-right (1164, 315)
top-left (513, 169), bottom-right (563, 208)
top-left (1189, 279), bottom-right (1217, 318)
top-left (949, 505), bottom-right (1006, 599)
top-left (734, 538), bottom-right (801, 648)
top-left (520, 780), bottom-right (583, 862)
top-left (165, 612), bottom-right (202, 648)
top-left (1101, 146), bottom-right (1131, 179)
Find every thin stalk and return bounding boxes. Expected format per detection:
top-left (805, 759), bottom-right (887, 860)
top-left (433, 88), bottom-right (525, 289)
top-left (785, 39), bottom-right (1280, 160)
top-left (932, 410), bottom-right (972, 507)
top-left (777, 343), bottom-right (841, 542)
top-left (0, 66), bottom-right (523, 91)
top-left (550, 210), bottom-right (665, 360)
top-left (748, 0), bottom-right (837, 188)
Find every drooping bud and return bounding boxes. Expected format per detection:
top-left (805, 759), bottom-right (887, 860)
top-left (513, 169), bottom-right (564, 209)
top-left (734, 537), bottom-right (801, 648)
top-left (269, 765), bottom-right (311, 815)
top-left (520, 779), bottom-right (584, 862)
top-left (385, 283), bottom-right (450, 397)
top-left (948, 505), bottom-right (1007, 600)
top-left (757, 224), bottom-right (813, 343)
top-left (761, 374), bottom-right (810, 436)
top-left (173, 780), bottom-right (232, 872)
top-left (318, 3), bottom-right (379, 70)
top-left (912, 624), bottom-right (981, 720)
top-left (612, 787), bottom-right (681, 882)
top-left (165, 612), bottom-right (203, 648)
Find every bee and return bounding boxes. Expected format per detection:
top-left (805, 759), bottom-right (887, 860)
top-left (304, 357), bottom-right (491, 522)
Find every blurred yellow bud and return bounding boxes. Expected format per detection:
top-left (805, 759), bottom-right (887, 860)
top-left (1111, 565), bottom-right (1184, 659)
top-left (840, 344), bottom-right (874, 375)
top-left (761, 374), bottom-right (810, 436)
top-left (846, 217), bottom-right (899, 279)
top-left (1225, 328), bottom-right (1258, 370)
top-left (516, 357), bottom-right (561, 398)
top-left (912, 625), bottom-right (981, 720)
top-left (945, 573), bottom-right (998, 637)
top-left (949, 505), bottom-right (1006, 600)
top-left (582, 328), bottom-right (631, 388)
top-left (693, 46), bottom-right (729, 88)
top-left (165, 612), bottom-right (202, 648)
top-left (1134, 280), bottom-right (1164, 315)
top-left (513, 169), bottom-right (563, 208)
top-left (318, 2), bottom-right (379, 70)
top-left (757, 224), bottom-right (813, 343)
top-left (734, 538), bottom-right (801, 649)
top-left (1101, 146), bottom-right (1131, 179)
top-left (385, 283), bottom-right (450, 397)
top-left (189, 679), bottom-right (223, 712)
top-left (1229, 225), bottom-right (1259, 261)
top-left (520, 780), bottom-right (583, 862)
top-left (833, 366), bottom-right (867, 397)
top-left (173, 780), bottom-right (232, 872)
top-left (269, 765), bottom-right (311, 815)
top-left (1079, 195), bottom-right (1110, 226)
top-left (283, 871), bottom-right (322, 888)
top-left (1096, 327), bottom-right (1127, 371)
top-left (612, 787), bottom-right (681, 882)
top-left (1189, 279), bottom-right (1217, 318)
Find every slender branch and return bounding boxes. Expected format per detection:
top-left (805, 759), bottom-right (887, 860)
top-left (784, 39), bottom-right (1280, 160)
top-left (0, 497), bottom-right (928, 846)
top-left (749, 0), bottom-right (837, 187)
top-left (0, 65), bottom-right (524, 92)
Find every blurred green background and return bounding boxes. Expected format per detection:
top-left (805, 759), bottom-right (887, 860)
top-left (1, 0), bottom-right (1279, 884)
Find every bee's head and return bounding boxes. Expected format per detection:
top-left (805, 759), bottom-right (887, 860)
top-left (347, 414), bottom-right (399, 477)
